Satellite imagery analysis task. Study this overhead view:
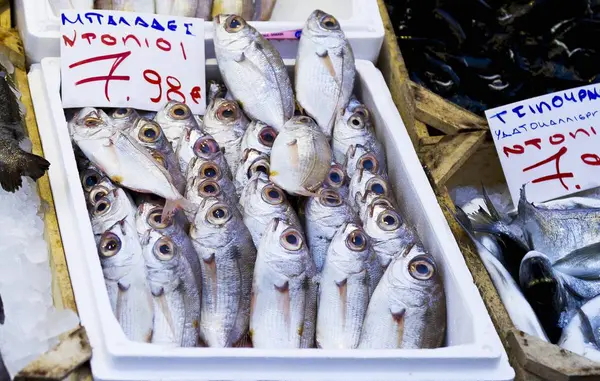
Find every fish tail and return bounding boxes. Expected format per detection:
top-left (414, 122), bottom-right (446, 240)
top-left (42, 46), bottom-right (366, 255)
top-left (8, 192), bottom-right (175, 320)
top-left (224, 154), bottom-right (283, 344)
top-left (481, 184), bottom-right (502, 221)
top-left (0, 143), bottom-right (50, 192)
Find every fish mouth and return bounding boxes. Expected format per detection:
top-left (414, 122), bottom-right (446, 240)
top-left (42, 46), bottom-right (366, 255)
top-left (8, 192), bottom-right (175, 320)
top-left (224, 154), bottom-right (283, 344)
top-left (522, 257), bottom-right (556, 288)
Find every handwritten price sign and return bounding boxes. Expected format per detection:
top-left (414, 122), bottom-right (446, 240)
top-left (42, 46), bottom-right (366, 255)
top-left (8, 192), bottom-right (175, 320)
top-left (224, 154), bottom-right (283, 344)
top-left (486, 84), bottom-right (600, 205)
top-left (60, 10), bottom-right (206, 114)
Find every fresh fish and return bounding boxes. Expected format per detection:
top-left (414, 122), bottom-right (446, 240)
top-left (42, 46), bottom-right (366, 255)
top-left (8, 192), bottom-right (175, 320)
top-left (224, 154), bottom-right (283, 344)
top-left (358, 245), bottom-right (446, 349)
top-left (250, 218), bottom-right (314, 348)
top-left (80, 164), bottom-right (109, 195)
top-left (233, 149), bottom-right (270, 197)
top-left (202, 98), bottom-right (249, 174)
top-left (186, 175), bottom-right (238, 219)
top-left (0, 61), bottom-right (50, 192)
top-left (459, 197), bottom-right (505, 265)
top-left (184, 136), bottom-right (232, 181)
top-left (213, 14), bottom-right (294, 131)
top-left (322, 162), bottom-right (349, 199)
top-left (155, 0), bottom-right (197, 16)
top-left (189, 197), bottom-right (256, 347)
top-left (140, 228), bottom-right (201, 347)
top-left (269, 116), bottom-right (332, 196)
top-left (239, 172), bottom-right (302, 247)
top-left (356, 192), bottom-right (396, 225)
top-left (186, 158), bottom-right (237, 206)
top-left (348, 169), bottom-right (394, 214)
top-left (332, 104), bottom-right (385, 167)
top-left (195, 0), bottom-right (214, 19)
top-left (344, 144), bottom-right (387, 180)
top-left (240, 120), bottom-right (278, 156)
top-left (129, 118), bottom-right (186, 194)
top-left (552, 242), bottom-right (600, 280)
top-left (316, 223), bottom-right (372, 349)
top-left (94, 0), bottom-right (154, 12)
top-left (212, 1), bottom-right (254, 22)
top-left (154, 101), bottom-right (201, 151)
top-left (174, 127), bottom-right (209, 175)
top-left (89, 188), bottom-right (137, 235)
top-left (253, 0), bottom-right (277, 21)
top-left (94, 219), bottom-right (153, 342)
top-left (296, 10), bottom-right (355, 137)
top-left (559, 296), bottom-right (600, 362)
top-left (304, 188), bottom-right (359, 273)
top-left (70, 108), bottom-right (188, 220)
top-left (108, 108), bottom-right (140, 131)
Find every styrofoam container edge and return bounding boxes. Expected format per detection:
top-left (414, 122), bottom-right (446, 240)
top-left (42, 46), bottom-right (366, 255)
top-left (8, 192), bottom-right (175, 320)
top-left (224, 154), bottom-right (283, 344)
top-left (28, 58), bottom-right (515, 381)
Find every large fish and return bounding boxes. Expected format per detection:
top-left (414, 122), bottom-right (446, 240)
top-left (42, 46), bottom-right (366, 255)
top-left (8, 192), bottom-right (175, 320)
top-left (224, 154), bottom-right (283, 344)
top-left (154, 101), bottom-right (201, 152)
top-left (295, 10), bottom-right (355, 137)
top-left (213, 14), bottom-right (294, 131)
top-left (155, 0), bottom-right (198, 16)
top-left (358, 245), bottom-right (446, 349)
top-left (189, 197), bottom-right (256, 347)
top-left (250, 218), bottom-right (314, 348)
top-left (94, 0), bottom-right (154, 12)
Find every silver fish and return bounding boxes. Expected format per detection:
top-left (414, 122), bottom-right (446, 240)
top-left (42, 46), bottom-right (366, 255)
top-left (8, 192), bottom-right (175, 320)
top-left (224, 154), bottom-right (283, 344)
top-left (195, 0), bottom-right (214, 19)
top-left (316, 223), bottom-right (372, 349)
top-left (89, 187), bottom-right (137, 234)
top-left (202, 98), bottom-right (249, 175)
top-left (140, 228), bottom-right (201, 347)
top-left (295, 10), bottom-right (355, 137)
top-left (212, 0), bottom-right (254, 20)
top-left (185, 176), bottom-right (238, 220)
top-left (189, 197), bottom-right (256, 347)
top-left (108, 107), bottom-right (140, 131)
top-left (186, 158), bottom-right (237, 205)
top-left (239, 172), bottom-right (301, 247)
top-left (304, 188), bottom-right (359, 273)
top-left (213, 14), bottom-right (294, 131)
top-left (357, 192), bottom-right (396, 224)
top-left (155, 0), bottom-right (197, 16)
top-left (234, 149), bottom-right (270, 197)
top-left (86, 177), bottom-right (118, 207)
top-left (252, 0), bottom-right (277, 21)
top-left (322, 162), bottom-right (349, 199)
top-left (94, 220), bottom-right (153, 342)
top-left (250, 218), bottom-right (314, 348)
top-left (184, 136), bottom-right (232, 181)
top-left (348, 169), bottom-right (394, 214)
top-left (344, 144), bottom-right (387, 180)
top-left (559, 295), bottom-right (600, 363)
top-left (269, 116), bottom-right (332, 196)
top-left (154, 101), bottom-right (201, 152)
top-left (174, 127), bottom-right (209, 176)
top-left (358, 245), bottom-right (446, 349)
top-left (240, 120), bottom-right (278, 156)
top-left (94, 0), bottom-right (154, 12)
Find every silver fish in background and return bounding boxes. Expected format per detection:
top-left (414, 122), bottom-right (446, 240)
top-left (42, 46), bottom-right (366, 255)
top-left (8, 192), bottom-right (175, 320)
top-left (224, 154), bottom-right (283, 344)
top-left (239, 172), bottom-right (302, 247)
top-left (252, 0), bottom-right (277, 21)
top-left (189, 197), bottom-right (256, 347)
top-left (154, 101), bottom-right (201, 152)
top-left (94, 0), bottom-right (154, 12)
top-left (195, 0), bottom-right (214, 19)
top-left (80, 164), bottom-right (109, 196)
top-left (358, 245), bottom-right (446, 349)
top-left (202, 98), bottom-right (249, 174)
top-left (129, 118), bottom-right (186, 194)
top-left (295, 10), bottom-right (355, 137)
top-left (184, 136), bottom-right (232, 181)
top-left (559, 295), bottom-right (600, 362)
top-left (304, 188), bottom-right (359, 273)
top-left (234, 149), bottom-right (270, 197)
top-left (186, 158), bottom-right (237, 204)
top-left (250, 218), bottom-right (314, 348)
top-left (108, 107), bottom-right (140, 131)
top-left (89, 188), bottom-right (137, 234)
top-left (316, 223), bottom-right (371, 349)
top-left (155, 0), bottom-right (198, 16)
top-left (186, 176), bottom-right (238, 219)
top-left (213, 14), bottom-right (294, 131)
top-left (269, 116), bottom-right (331, 196)
top-left (140, 228), bottom-right (201, 347)
top-left (344, 144), bottom-right (387, 180)
top-left (240, 120), bottom-right (278, 156)
top-left (212, 1), bottom-right (254, 24)
top-left (357, 193), bottom-right (396, 224)
top-left (94, 220), bottom-right (154, 342)
top-left (348, 169), bottom-right (394, 214)
top-left (322, 162), bottom-right (349, 199)
top-left (175, 127), bottom-right (208, 176)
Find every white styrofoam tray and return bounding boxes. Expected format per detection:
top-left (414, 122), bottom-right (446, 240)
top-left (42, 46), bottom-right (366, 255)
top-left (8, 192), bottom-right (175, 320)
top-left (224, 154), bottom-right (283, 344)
top-left (28, 57), bottom-right (515, 381)
top-left (16, 0), bottom-right (385, 64)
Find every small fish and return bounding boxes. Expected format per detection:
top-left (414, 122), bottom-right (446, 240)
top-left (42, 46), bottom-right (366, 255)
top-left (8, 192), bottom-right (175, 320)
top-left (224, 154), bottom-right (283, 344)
top-left (89, 187), bottom-right (137, 234)
top-left (234, 149), bottom-right (270, 197)
top-left (250, 218), bottom-right (314, 348)
top-left (155, 0), bottom-right (197, 16)
top-left (239, 172), bottom-right (302, 247)
top-left (174, 127), bottom-right (209, 176)
top-left (240, 120), bottom-right (278, 156)
top-left (356, 193), bottom-right (396, 224)
top-left (80, 164), bottom-right (109, 197)
top-left (212, 1), bottom-right (254, 21)
top-left (184, 136), bottom-right (232, 181)
top-left (186, 158), bottom-right (237, 206)
top-left (316, 223), bottom-right (372, 349)
top-left (202, 98), bottom-right (249, 175)
top-left (108, 108), bottom-right (140, 131)
top-left (252, 0), bottom-right (277, 21)
top-left (358, 245), bottom-right (446, 349)
top-left (296, 10), bottom-right (355, 137)
top-left (49, 0), bottom-right (93, 14)
top-left (214, 14), bottom-right (294, 131)
top-left (344, 144), bottom-right (387, 180)
top-left (186, 175), bottom-right (238, 219)
top-left (154, 101), bottom-right (201, 152)
top-left (322, 162), bottom-right (349, 199)
top-left (269, 116), bottom-right (332, 196)
top-left (348, 169), bottom-right (394, 214)
top-left (559, 296), bottom-right (600, 363)
top-left (94, 0), bottom-right (154, 12)
top-left (189, 197), bottom-right (256, 347)
top-left (304, 188), bottom-right (359, 272)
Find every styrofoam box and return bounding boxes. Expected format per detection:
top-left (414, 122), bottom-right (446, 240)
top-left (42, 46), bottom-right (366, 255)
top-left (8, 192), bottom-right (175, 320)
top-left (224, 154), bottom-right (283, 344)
top-left (16, 0), bottom-right (384, 64)
top-left (28, 57), bottom-right (515, 381)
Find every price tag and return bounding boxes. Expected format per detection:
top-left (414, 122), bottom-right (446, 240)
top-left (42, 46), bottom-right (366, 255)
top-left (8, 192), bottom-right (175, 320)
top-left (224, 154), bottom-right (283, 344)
top-left (485, 84), bottom-right (600, 205)
top-left (60, 10), bottom-right (206, 114)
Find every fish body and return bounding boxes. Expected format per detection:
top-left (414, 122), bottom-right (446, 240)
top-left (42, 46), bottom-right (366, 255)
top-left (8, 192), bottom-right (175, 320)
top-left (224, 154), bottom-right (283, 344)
top-left (358, 245), bottom-right (446, 349)
top-left (195, 0), bottom-right (214, 19)
top-left (94, 0), bottom-right (154, 12)
top-left (348, 169), bottom-right (394, 214)
top-left (250, 219), bottom-right (313, 348)
top-left (214, 14), bottom-right (294, 131)
top-left (296, 10), bottom-right (355, 137)
top-left (344, 143), bottom-right (387, 180)
top-left (240, 120), bottom-right (278, 156)
top-left (155, 0), bottom-right (197, 16)
top-left (212, 1), bottom-right (254, 22)
top-left (154, 101), bottom-right (201, 151)
top-left (559, 295), bottom-right (600, 362)
top-left (269, 116), bottom-right (332, 196)
top-left (189, 197), bottom-right (256, 347)
top-left (234, 149), bottom-right (270, 197)
top-left (252, 0), bottom-right (276, 21)
top-left (317, 223), bottom-right (371, 349)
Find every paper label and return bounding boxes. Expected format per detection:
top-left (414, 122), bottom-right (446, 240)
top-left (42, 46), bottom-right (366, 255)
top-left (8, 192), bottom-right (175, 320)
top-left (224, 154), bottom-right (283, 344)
top-left (60, 10), bottom-right (206, 114)
top-left (485, 84), bottom-right (600, 205)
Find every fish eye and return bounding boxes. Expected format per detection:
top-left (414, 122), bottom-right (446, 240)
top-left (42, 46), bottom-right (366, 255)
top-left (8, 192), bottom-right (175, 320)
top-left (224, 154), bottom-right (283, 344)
top-left (409, 256), bottom-right (435, 280)
top-left (327, 166), bottom-right (345, 186)
top-left (150, 150), bottom-right (167, 168)
top-left (262, 185), bottom-right (285, 205)
top-left (367, 178), bottom-right (387, 195)
top-left (377, 210), bottom-right (401, 231)
top-left (153, 236), bottom-right (176, 261)
top-left (81, 169), bottom-right (101, 191)
top-left (297, 116), bottom-right (312, 124)
top-left (249, 160), bottom-right (270, 178)
top-left (94, 199), bottom-right (111, 215)
top-left (112, 108), bottom-right (132, 118)
top-left (320, 190), bottom-right (342, 207)
top-left (84, 117), bottom-right (102, 127)
top-left (348, 114), bottom-right (365, 129)
top-left (148, 208), bottom-right (170, 229)
top-left (89, 186), bottom-right (109, 203)
top-left (280, 229), bottom-right (303, 251)
top-left (346, 229), bottom-right (368, 251)
top-left (226, 15), bottom-right (245, 32)
top-left (198, 180), bottom-right (220, 197)
top-left (99, 232), bottom-right (121, 258)
top-left (207, 204), bottom-right (232, 225)
top-left (216, 102), bottom-right (239, 121)
top-left (169, 103), bottom-right (190, 120)
top-left (138, 122), bottom-right (162, 143)
top-left (258, 126), bottom-right (277, 147)
top-left (194, 138), bottom-right (220, 158)
top-left (199, 163), bottom-right (221, 179)
top-left (320, 15), bottom-right (340, 30)
top-left (353, 106), bottom-right (369, 119)
top-left (358, 154), bottom-right (378, 172)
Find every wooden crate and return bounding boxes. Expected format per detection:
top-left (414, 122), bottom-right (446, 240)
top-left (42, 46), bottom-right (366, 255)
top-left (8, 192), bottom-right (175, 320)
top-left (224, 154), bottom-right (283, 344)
top-left (376, 1), bottom-right (600, 380)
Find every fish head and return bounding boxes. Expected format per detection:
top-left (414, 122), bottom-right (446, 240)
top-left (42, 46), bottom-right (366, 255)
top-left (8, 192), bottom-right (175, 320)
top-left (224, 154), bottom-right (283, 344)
top-left (350, 169), bottom-right (391, 205)
top-left (87, 182), bottom-right (115, 206)
top-left (244, 172), bottom-right (287, 215)
top-left (69, 107), bottom-right (114, 140)
top-left (242, 121), bottom-right (278, 154)
top-left (80, 165), bottom-right (108, 194)
top-left (154, 101), bottom-right (199, 133)
top-left (323, 162), bottom-right (347, 191)
top-left (334, 107), bottom-right (371, 145)
top-left (358, 192), bottom-right (396, 222)
top-left (95, 223), bottom-right (137, 275)
top-left (344, 144), bottom-right (381, 178)
top-left (262, 218), bottom-right (308, 277)
top-left (141, 229), bottom-right (181, 293)
top-left (193, 160), bottom-right (224, 183)
top-left (204, 98), bottom-right (248, 133)
top-left (195, 178), bottom-right (223, 199)
top-left (364, 203), bottom-right (403, 239)
top-left (193, 196), bottom-right (241, 245)
top-left (304, 10), bottom-right (346, 48)
top-left (130, 118), bottom-right (168, 151)
top-left (89, 188), bottom-right (132, 230)
top-left (109, 107), bottom-right (140, 131)
top-left (329, 222), bottom-right (371, 272)
top-left (192, 136), bottom-right (223, 161)
top-left (213, 14), bottom-right (255, 52)
top-left (238, 149), bottom-right (270, 181)
top-left (135, 201), bottom-right (167, 235)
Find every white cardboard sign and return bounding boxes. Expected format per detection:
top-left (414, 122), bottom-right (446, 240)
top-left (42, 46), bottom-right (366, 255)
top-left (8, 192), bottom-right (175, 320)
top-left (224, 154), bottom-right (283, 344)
top-left (60, 9), bottom-right (206, 114)
top-left (485, 84), bottom-right (600, 205)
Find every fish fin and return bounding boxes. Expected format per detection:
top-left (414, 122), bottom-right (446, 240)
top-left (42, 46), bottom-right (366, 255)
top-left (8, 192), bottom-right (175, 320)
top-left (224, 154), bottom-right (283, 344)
top-left (0, 292), bottom-right (5, 325)
top-left (481, 184), bottom-right (502, 221)
top-left (233, 332), bottom-right (253, 348)
top-left (320, 54), bottom-right (338, 80)
top-left (287, 139), bottom-right (300, 168)
top-left (315, 46), bottom-right (328, 58)
top-left (234, 51), bottom-right (245, 63)
top-left (157, 294), bottom-right (176, 338)
top-left (274, 281), bottom-right (289, 293)
top-left (451, 206), bottom-right (498, 258)
top-left (577, 306), bottom-right (600, 348)
top-left (162, 197), bottom-right (194, 225)
top-left (553, 242), bottom-right (600, 280)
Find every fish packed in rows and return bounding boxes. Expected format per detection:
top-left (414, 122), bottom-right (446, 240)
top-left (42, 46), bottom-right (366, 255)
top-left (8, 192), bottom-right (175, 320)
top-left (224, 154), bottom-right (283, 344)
top-left (67, 10), bottom-right (447, 349)
top-left (455, 186), bottom-right (600, 361)
top-left (52, 0), bottom-right (277, 21)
